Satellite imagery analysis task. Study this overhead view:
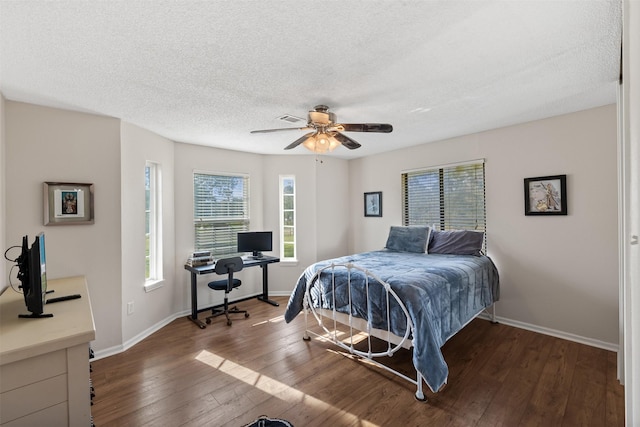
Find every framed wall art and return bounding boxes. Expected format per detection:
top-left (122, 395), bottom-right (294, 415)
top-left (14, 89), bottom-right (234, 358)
top-left (524, 175), bottom-right (567, 216)
top-left (364, 191), bottom-right (382, 217)
top-left (44, 182), bottom-right (94, 225)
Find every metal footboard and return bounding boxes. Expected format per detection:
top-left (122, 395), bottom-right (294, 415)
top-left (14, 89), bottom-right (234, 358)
top-left (301, 262), bottom-right (426, 401)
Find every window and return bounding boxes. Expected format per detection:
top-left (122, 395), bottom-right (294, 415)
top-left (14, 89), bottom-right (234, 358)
top-left (193, 172), bottom-right (249, 257)
top-left (402, 160), bottom-right (486, 243)
top-left (280, 175), bottom-right (296, 260)
top-left (145, 162), bottom-right (163, 285)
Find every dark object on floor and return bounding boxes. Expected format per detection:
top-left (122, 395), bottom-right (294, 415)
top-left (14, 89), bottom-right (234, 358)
top-left (242, 415), bottom-right (294, 427)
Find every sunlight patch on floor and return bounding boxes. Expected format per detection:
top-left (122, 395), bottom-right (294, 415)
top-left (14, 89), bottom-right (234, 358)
top-left (344, 331), bottom-right (370, 345)
top-left (306, 327), bottom-right (369, 346)
top-left (252, 315), bottom-right (286, 327)
top-left (267, 315), bottom-right (286, 323)
top-left (194, 349), bottom-right (380, 426)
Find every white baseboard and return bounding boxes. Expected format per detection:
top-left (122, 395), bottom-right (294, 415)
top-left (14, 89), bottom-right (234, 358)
top-left (478, 312), bottom-right (619, 352)
top-left (92, 344), bottom-right (124, 361)
top-left (267, 291), bottom-right (291, 297)
top-left (92, 310), bottom-right (190, 361)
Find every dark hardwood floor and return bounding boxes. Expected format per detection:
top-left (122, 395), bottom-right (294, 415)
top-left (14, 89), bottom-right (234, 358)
top-left (90, 297), bottom-right (624, 426)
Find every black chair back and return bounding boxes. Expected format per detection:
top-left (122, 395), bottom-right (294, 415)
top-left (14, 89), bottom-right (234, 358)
top-left (205, 256), bottom-right (249, 325)
top-left (214, 257), bottom-right (244, 275)
top-left (215, 257), bottom-right (244, 291)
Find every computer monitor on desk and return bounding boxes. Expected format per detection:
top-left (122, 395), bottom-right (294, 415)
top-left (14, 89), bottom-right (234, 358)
top-left (237, 231), bottom-right (272, 259)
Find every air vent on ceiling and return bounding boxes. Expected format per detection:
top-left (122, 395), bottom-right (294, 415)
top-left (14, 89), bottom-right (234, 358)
top-left (277, 114), bottom-right (305, 123)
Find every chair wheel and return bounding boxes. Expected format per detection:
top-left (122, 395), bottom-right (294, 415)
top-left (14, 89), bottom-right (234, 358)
top-left (227, 320), bottom-right (232, 326)
top-left (245, 313), bottom-right (250, 318)
top-left (205, 318), bottom-right (211, 324)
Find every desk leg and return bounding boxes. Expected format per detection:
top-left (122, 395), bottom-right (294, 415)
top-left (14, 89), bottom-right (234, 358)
top-left (256, 264), bottom-right (279, 306)
top-left (189, 272), bottom-right (207, 329)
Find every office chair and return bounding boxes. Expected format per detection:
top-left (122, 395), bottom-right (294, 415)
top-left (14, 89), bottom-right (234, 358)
top-left (205, 257), bottom-right (249, 326)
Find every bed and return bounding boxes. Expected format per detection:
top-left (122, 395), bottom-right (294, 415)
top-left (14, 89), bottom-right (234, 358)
top-left (284, 226), bottom-right (500, 401)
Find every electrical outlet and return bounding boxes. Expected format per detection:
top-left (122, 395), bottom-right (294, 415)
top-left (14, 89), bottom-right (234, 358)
top-left (127, 301), bottom-right (134, 315)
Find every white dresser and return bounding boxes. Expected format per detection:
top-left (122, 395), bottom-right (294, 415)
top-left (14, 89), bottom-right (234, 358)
top-left (0, 276), bottom-right (95, 427)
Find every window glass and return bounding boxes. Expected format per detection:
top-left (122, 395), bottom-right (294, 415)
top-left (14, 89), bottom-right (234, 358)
top-left (194, 173), bottom-right (249, 257)
top-left (145, 162), bottom-right (162, 282)
top-left (280, 176), bottom-right (296, 260)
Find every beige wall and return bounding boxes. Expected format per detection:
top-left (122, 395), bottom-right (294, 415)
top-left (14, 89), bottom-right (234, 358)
top-left (173, 145), bottom-right (351, 310)
top-left (173, 143), bottom-right (267, 310)
top-left (1, 99), bottom-right (620, 354)
top-left (262, 155), bottom-right (350, 293)
top-left (0, 101), bottom-right (351, 354)
top-left (315, 156), bottom-right (350, 261)
top-left (120, 121), bottom-right (175, 346)
top-left (349, 105), bottom-right (619, 347)
top-left (4, 101), bottom-right (122, 351)
top-left (0, 94), bottom-right (6, 295)
top-left (262, 155), bottom-right (320, 290)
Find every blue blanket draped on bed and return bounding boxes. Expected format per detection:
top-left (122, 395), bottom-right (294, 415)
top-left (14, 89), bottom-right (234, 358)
top-left (284, 250), bottom-right (500, 393)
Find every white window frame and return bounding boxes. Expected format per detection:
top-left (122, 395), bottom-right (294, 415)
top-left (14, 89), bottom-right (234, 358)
top-left (193, 171), bottom-right (250, 257)
top-left (279, 175), bottom-right (297, 261)
top-left (145, 161), bottom-right (163, 291)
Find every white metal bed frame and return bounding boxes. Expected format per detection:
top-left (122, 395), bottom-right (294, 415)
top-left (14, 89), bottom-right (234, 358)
top-left (302, 262), bottom-right (496, 402)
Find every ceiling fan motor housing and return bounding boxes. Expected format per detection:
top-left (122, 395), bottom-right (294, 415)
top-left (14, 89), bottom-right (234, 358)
top-left (308, 105), bottom-right (335, 126)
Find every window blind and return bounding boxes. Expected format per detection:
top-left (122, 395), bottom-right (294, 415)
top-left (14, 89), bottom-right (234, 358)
top-left (402, 161), bottom-right (486, 235)
top-left (193, 173), bottom-right (249, 256)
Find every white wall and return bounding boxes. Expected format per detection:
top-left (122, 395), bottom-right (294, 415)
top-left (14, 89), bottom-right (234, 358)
top-left (0, 94), bottom-right (6, 295)
top-left (349, 105), bottom-right (619, 347)
top-left (4, 101), bottom-right (123, 351)
top-left (622, 0), bottom-right (640, 422)
top-left (120, 121), bottom-right (175, 345)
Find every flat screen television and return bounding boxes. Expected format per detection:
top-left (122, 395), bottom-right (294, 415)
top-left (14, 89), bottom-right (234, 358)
top-left (237, 231), bottom-right (272, 259)
top-left (16, 233), bottom-right (51, 318)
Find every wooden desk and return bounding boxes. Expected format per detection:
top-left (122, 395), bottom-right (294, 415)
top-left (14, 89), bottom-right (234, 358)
top-left (184, 255), bottom-right (280, 328)
top-left (0, 276), bottom-right (95, 427)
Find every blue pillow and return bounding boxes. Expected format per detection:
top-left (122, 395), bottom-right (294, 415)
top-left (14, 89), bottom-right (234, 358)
top-left (385, 226), bottom-right (431, 253)
top-left (428, 230), bottom-right (484, 255)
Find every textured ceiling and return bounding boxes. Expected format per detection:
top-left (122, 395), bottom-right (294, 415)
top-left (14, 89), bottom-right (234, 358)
top-left (0, 1), bottom-right (622, 159)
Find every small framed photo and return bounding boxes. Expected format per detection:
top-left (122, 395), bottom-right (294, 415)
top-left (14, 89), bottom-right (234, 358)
top-left (524, 175), bottom-right (567, 216)
top-left (44, 182), bottom-right (94, 225)
top-left (364, 191), bottom-right (382, 217)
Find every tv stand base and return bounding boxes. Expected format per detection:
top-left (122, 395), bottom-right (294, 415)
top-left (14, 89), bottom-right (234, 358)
top-left (18, 312), bottom-right (54, 318)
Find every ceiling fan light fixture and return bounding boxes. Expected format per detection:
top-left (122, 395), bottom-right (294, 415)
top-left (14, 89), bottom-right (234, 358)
top-left (302, 132), bottom-right (340, 153)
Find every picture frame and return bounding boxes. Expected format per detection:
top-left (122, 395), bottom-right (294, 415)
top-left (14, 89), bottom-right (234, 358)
top-left (364, 191), bottom-right (382, 217)
top-left (524, 175), bottom-right (567, 216)
top-left (44, 182), bottom-right (94, 225)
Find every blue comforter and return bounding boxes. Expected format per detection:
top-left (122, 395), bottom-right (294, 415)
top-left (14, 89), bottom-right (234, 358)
top-left (284, 250), bottom-right (500, 393)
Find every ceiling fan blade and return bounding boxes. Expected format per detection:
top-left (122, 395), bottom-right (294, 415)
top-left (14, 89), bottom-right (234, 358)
top-left (251, 127), bottom-right (312, 134)
top-left (284, 132), bottom-right (315, 150)
top-left (339, 123), bottom-right (393, 133)
top-left (333, 133), bottom-right (362, 150)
